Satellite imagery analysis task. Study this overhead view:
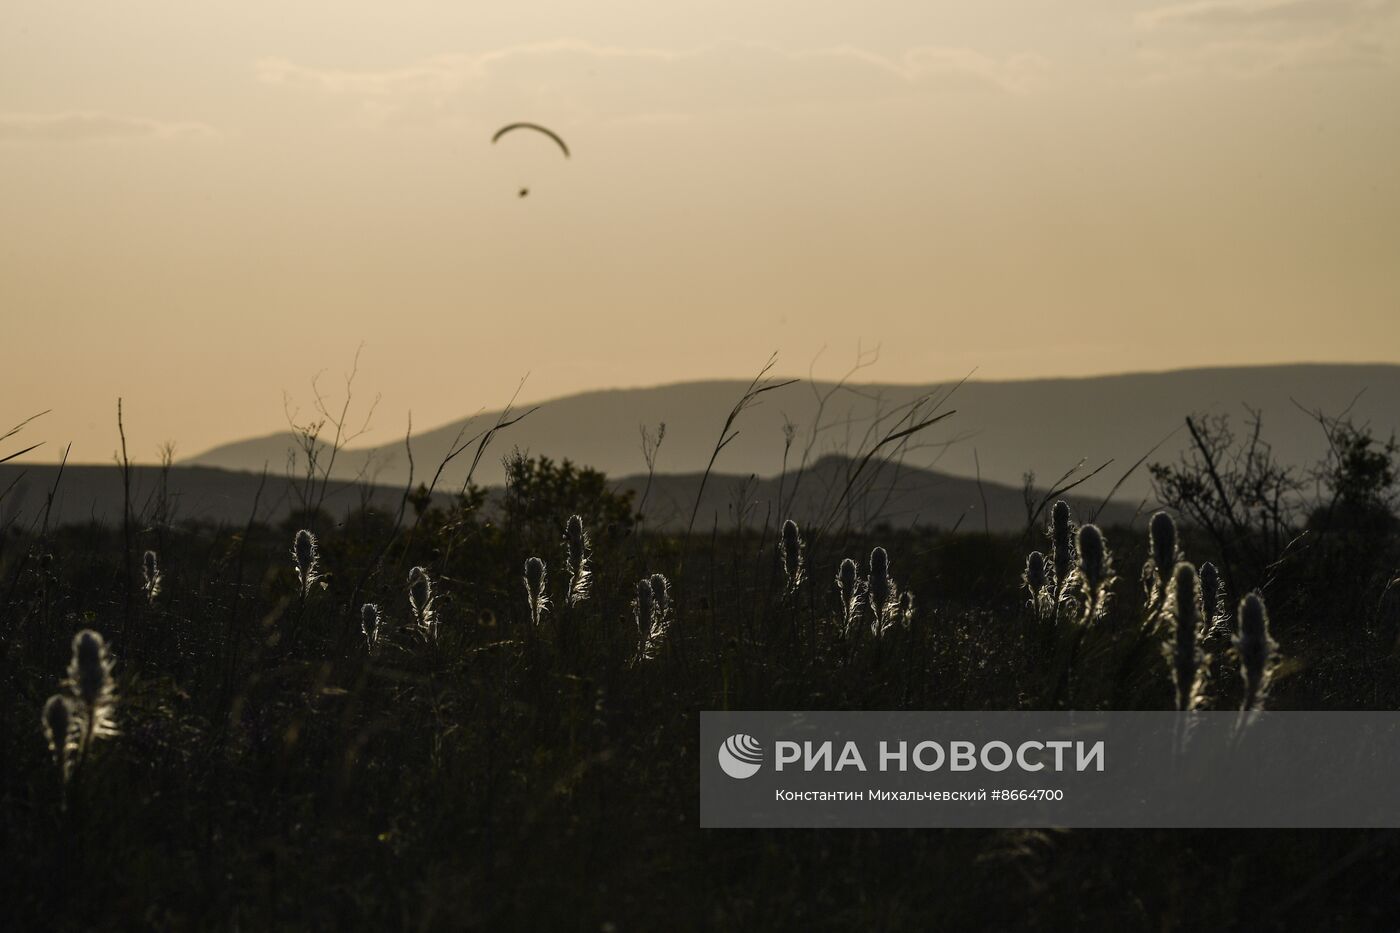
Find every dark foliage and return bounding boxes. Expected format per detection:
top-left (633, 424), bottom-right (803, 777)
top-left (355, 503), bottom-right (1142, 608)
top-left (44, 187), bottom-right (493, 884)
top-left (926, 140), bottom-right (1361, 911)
top-left (3, 451), bottom-right (1400, 931)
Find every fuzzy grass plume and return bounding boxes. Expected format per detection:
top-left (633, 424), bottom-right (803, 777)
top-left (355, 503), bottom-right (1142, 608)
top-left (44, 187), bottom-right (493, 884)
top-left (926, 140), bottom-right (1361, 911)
top-left (292, 529), bottom-right (324, 596)
top-left (142, 549), bottom-right (162, 603)
top-left (837, 558), bottom-right (862, 636)
top-left (635, 576), bottom-right (654, 634)
top-left (779, 519), bottom-right (804, 593)
top-left (1024, 550), bottom-right (1051, 618)
top-left (1199, 561), bottom-right (1233, 645)
top-left (1024, 550), bottom-right (1047, 597)
top-left (563, 514), bottom-right (591, 607)
top-left (361, 603), bottom-right (381, 650)
top-left (649, 573), bottom-right (670, 617)
top-left (1166, 563), bottom-right (1204, 711)
top-left (408, 566), bottom-right (437, 638)
top-left (866, 546), bottom-right (898, 636)
top-left (67, 628), bottom-right (119, 757)
top-left (634, 576), bottom-right (671, 661)
top-left (41, 694), bottom-right (75, 785)
top-left (524, 557), bottom-right (549, 626)
top-left (1073, 524), bottom-right (1113, 622)
top-left (41, 629), bottom-right (119, 791)
top-left (1145, 511), bottom-right (1179, 610)
top-left (1235, 592), bottom-right (1279, 712)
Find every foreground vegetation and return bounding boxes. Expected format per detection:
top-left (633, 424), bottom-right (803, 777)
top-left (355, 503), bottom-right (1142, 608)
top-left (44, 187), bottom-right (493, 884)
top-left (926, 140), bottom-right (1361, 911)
top-left (4, 404), bottom-right (1400, 930)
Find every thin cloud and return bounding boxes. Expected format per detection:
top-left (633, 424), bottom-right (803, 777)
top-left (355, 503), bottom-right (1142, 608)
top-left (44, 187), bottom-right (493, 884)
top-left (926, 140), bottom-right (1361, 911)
top-left (1135, 0), bottom-right (1398, 79)
top-left (255, 39), bottom-right (1048, 127)
top-left (1139, 0), bottom-right (1398, 29)
top-left (0, 111), bottom-right (217, 143)
top-left (1140, 32), bottom-right (1393, 79)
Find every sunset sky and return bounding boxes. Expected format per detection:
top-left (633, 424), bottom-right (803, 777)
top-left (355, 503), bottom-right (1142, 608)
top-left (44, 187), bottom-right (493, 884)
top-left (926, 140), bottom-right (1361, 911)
top-left (3, 0), bottom-right (1398, 463)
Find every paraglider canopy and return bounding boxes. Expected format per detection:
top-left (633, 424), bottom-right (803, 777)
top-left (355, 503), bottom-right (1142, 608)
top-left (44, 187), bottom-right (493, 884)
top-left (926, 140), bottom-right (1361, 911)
top-left (491, 123), bottom-right (570, 158)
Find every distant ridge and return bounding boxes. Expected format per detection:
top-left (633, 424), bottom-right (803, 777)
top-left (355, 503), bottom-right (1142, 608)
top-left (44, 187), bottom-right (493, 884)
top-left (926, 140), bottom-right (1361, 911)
top-left (610, 454), bottom-right (1139, 533)
top-left (0, 464), bottom-right (439, 531)
top-left (0, 456), bottom-right (1135, 534)
top-left (184, 364), bottom-right (1400, 503)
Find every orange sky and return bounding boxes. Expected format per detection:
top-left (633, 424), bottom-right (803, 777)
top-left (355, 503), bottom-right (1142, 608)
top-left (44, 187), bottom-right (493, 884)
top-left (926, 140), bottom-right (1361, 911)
top-left (3, 0), bottom-right (1398, 463)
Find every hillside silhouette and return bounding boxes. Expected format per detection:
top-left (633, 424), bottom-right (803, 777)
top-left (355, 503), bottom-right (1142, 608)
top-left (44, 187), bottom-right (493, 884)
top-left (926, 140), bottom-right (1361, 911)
top-left (0, 455), bottom-right (1136, 533)
top-left (185, 364), bottom-right (1400, 501)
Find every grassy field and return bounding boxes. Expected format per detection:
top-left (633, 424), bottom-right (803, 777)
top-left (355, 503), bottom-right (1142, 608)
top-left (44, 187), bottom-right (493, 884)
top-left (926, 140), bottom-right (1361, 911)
top-left (4, 439), bottom-right (1400, 931)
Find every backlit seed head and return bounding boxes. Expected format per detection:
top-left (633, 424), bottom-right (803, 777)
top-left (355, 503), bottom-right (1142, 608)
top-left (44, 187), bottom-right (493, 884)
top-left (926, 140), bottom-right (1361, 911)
top-left (142, 550), bottom-right (162, 600)
top-left (1172, 563), bottom-right (1198, 626)
top-left (565, 514), bottom-right (585, 562)
top-left (1150, 511), bottom-right (1178, 576)
top-left (636, 577), bottom-right (654, 628)
top-left (524, 557), bottom-right (549, 623)
top-left (869, 546), bottom-right (889, 582)
top-left (1025, 550), bottom-right (1047, 594)
top-left (409, 567), bottom-right (429, 608)
top-left (1235, 592), bottom-right (1278, 710)
top-left (1238, 593), bottom-right (1270, 671)
top-left (838, 558), bottom-right (858, 595)
top-left (648, 573), bottom-right (670, 614)
top-left (837, 558), bottom-right (862, 633)
top-left (867, 547), bottom-right (896, 632)
top-left (294, 529), bottom-right (315, 573)
top-left (780, 519), bottom-right (804, 589)
top-left (1170, 563), bottom-right (1202, 711)
top-left (73, 630), bottom-right (108, 708)
top-left (1076, 524), bottom-right (1108, 591)
top-left (361, 603), bottom-right (381, 648)
top-left (67, 628), bottom-right (118, 740)
top-left (1200, 561), bottom-right (1222, 622)
top-left (291, 529), bottom-right (321, 594)
top-left (408, 566), bottom-right (435, 633)
top-left (563, 515), bottom-right (592, 606)
top-left (525, 556), bottom-right (545, 594)
top-left (42, 694), bottom-right (74, 776)
top-left (634, 575), bottom-right (671, 662)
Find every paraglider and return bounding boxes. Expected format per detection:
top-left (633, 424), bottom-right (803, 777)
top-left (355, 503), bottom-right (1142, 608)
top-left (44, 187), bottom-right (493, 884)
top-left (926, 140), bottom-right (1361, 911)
top-left (491, 123), bottom-right (570, 158)
top-left (492, 123), bottom-right (568, 199)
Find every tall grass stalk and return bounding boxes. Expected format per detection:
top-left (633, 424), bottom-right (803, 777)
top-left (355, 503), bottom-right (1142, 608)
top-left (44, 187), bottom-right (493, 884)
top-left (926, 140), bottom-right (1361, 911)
top-left (1236, 592), bottom-right (1278, 712)
top-left (524, 557), bottom-right (549, 627)
top-left (1167, 563), bottom-right (1203, 712)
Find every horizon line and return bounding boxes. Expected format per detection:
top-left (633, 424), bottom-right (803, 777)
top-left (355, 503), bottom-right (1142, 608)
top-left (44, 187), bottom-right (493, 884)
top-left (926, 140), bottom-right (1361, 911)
top-left (12, 358), bottom-right (1399, 468)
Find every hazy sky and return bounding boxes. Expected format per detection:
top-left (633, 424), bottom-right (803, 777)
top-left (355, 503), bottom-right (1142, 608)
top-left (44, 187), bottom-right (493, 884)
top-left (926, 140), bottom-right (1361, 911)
top-left (3, 0), bottom-right (1398, 463)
